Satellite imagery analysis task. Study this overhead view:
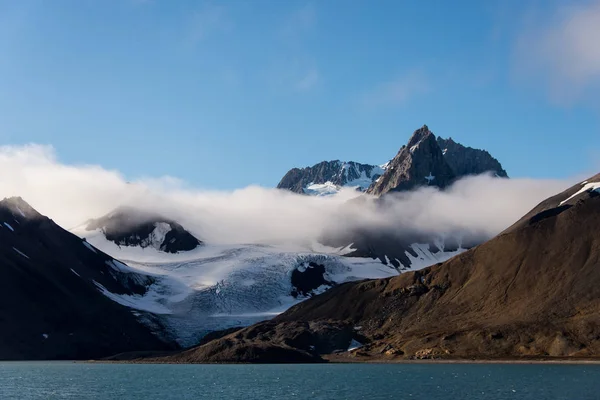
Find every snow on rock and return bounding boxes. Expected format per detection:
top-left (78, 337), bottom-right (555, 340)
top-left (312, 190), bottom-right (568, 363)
top-left (141, 222), bottom-right (172, 250)
top-left (42, 334), bottom-right (48, 340)
top-left (15, 205), bottom-right (26, 218)
top-left (3, 222), bottom-right (14, 231)
top-left (82, 240), bottom-right (98, 253)
top-left (560, 182), bottom-right (600, 205)
top-left (348, 339), bottom-right (363, 351)
top-left (12, 247), bottom-right (29, 259)
top-left (401, 243), bottom-right (464, 271)
top-left (70, 268), bottom-right (81, 277)
top-left (304, 182), bottom-right (340, 197)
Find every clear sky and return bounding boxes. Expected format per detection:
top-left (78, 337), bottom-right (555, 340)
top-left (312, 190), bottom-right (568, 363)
top-left (1, 0), bottom-right (599, 189)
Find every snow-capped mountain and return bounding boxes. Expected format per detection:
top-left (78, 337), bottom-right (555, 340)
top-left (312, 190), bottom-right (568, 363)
top-left (277, 160), bottom-right (387, 196)
top-left (277, 125), bottom-right (508, 197)
top-left (85, 206), bottom-right (203, 253)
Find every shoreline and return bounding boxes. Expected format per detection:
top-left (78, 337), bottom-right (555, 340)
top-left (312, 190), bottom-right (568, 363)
top-left (79, 356), bottom-right (600, 365)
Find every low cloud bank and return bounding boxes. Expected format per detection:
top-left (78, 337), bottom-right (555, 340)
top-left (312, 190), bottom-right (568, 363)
top-left (0, 144), bottom-right (573, 246)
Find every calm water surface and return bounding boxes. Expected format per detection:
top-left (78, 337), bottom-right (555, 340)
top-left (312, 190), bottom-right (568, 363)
top-left (0, 362), bottom-right (599, 399)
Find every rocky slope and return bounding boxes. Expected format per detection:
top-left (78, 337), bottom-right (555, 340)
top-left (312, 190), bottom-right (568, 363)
top-left (277, 161), bottom-right (386, 195)
top-left (437, 137), bottom-right (508, 178)
top-left (147, 174), bottom-right (600, 362)
top-left (86, 207), bottom-right (202, 253)
top-left (0, 197), bottom-right (175, 360)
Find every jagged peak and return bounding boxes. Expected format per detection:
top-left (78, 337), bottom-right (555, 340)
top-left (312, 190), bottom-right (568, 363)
top-left (406, 125), bottom-right (435, 149)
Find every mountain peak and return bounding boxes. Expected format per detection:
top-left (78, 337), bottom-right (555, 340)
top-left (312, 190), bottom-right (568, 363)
top-left (0, 197), bottom-right (43, 221)
top-left (367, 125), bottom-right (455, 196)
top-left (407, 125), bottom-right (434, 148)
top-left (86, 207), bottom-right (203, 253)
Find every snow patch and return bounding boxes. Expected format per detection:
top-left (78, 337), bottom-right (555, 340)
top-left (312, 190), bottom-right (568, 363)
top-left (304, 182), bottom-right (339, 197)
top-left (4, 222), bottom-right (14, 231)
top-left (348, 339), bottom-right (363, 351)
top-left (560, 182), bottom-right (600, 205)
top-left (82, 240), bottom-right (98, 253)
top-left (15, 205), bottom-right (26, 218)
top-left (42, 334), bottom-right (48, 339)
top-left (12, 247), bottom-right (29, 259)
top-left (70, 268), bottom-right (81, 277)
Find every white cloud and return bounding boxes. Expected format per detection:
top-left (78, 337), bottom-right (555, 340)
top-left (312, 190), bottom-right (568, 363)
top-left (361, 70), bottom-right (430, 108)
top-left (0, 144), bottom-right (571, 247)
top-left (515, 1), bottom-right (600, 103)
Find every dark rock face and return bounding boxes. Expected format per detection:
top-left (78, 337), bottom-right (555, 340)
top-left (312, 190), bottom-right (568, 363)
top-left (437, 137), bottom-right (508, 178)
top-left (0, 197), bottom-right (175, 360)
top-left (86, 207), bottom-right (202, 253)
top-left (160, 174), bottom-right (600, 362)
top-left (367, 125), bottom-right (456, 196)
top-left (277, 161), bottom-right (385, 194)
top-left (290, 262), bottom-right (334, 298)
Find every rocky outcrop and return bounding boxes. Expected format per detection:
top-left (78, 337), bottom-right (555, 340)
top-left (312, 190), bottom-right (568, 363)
top-left (86, 207), bottom-right (202, 253)
top-left (148, 174), bottom-right (600, 362)
top-left (290, 262), bottom-right (334, 298)
top-left (437, 137), bottom-right (508, 178)
top-left (0, 197), bottom-right (175, 360)
top-left (367, 125), bottom-right (456, 196)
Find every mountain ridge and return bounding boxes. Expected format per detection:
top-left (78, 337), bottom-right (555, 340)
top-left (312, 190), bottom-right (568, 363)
top-left (276, 125), bottom-right (508, 196)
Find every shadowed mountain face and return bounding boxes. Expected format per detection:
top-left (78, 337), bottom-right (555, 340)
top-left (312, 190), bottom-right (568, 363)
top-left (86, 207), bottom-right (202, 253)
top-left (148, 174), bottom-right (600, 363)
top-left (0, 197), bottom-right (175, 360)
top-left (437, 137), bottom-right (508, 178)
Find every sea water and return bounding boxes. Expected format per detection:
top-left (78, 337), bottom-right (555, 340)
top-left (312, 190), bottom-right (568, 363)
top-left (0, 362), bottom-right (598, 399)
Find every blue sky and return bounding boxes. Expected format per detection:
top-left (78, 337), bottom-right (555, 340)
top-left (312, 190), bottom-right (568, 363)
top-left (1, 0), bottom-right (599, 189)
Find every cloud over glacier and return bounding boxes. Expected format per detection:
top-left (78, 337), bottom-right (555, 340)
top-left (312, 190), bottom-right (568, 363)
top-left (0, 144), bottom-right (572, 245)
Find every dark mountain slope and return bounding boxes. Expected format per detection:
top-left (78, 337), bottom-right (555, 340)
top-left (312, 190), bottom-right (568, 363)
top-left (0, 197), bottom-right (175, 360)
top-left (153, 174), bottom-right (600, 362)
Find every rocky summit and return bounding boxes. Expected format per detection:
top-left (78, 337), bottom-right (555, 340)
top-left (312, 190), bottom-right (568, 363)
top-left (367, 125), bottom-right (456, 196)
